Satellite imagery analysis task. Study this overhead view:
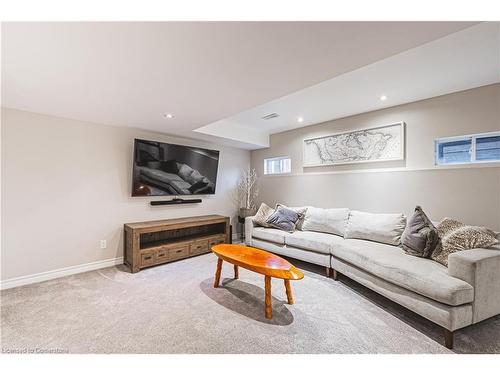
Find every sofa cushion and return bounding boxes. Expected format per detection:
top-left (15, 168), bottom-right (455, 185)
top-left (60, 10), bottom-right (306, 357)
top-left (251, 239), bottom-right (331, 267)
top-left (301, 207), bottom-right (349, 236)
top-left (252, 227), bottom-right (289, 244)
top-left (345, 210), bottom-right (406, 246)
top-left (331, 238), bottom-right (474, 306)
top-left (286, 231), bottom-right (344, 255)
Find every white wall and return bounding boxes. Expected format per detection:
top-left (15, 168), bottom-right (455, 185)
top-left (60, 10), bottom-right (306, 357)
top-left (3, 84), bottom-right (500, 283)
top-left (251, 84), bottom-right (500, 229)
top-left (1, 108), bottom-right (250, 281)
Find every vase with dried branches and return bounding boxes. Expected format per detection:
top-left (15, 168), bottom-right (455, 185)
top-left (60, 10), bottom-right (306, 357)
top-left (237, 167), bottom-right (259, 218)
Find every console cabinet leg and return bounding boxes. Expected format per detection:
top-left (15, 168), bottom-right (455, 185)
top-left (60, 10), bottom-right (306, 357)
top-left (332, 269), bottom-right (338, 281)
top-left (234, 265), bottom-right (239, 279)
top-left (444, 329), bottom-right (454, 349)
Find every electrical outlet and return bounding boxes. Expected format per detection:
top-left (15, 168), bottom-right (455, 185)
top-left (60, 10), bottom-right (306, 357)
top-left (100, 240), bottom-right (107, 249)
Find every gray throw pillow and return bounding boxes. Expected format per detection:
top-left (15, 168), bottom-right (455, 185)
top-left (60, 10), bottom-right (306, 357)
top-left (266, 206), bottom-right (303, 233)
top-left (276, 204), bottom-right (308, 229)
top-left (401, 206), bottom-right (440, 258)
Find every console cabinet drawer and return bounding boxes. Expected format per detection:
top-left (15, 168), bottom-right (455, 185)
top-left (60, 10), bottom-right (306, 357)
top-left (141, 250), bottom-right (156, 267)
top-left (169, 245), bottom-right (190, 261)
top-left (208, 235), bottom-right (226, 248)
top-left (190, 239), bottom-right (209, 255)
top-left (126, 216), bottom-right (230, 273)
top-left (155, 249), bottom-right (169, 264)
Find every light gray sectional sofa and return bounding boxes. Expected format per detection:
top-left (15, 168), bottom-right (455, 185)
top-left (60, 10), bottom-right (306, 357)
top-left (245, 207), bottom-right (500, 349)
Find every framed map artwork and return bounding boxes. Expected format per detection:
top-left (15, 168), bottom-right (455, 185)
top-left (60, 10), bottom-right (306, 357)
top-left (303, 122), bottom-right (405, 167)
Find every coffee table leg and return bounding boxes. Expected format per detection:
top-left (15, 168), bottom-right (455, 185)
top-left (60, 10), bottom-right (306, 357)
top-left (234, 265), bottom-right (239, 279)
top-left (265, 275), bottom-right (272, 319)
top-left (284, 279), bottom-right (294, 304)
top-left (213, 258), bottom-right (223, 288)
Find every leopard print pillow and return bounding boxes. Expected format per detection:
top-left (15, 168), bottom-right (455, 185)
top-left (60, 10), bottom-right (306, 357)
top-left (252, 203), bottom-right (275, 227)
top-left (432, 218), bottom-right (498, 266)
top-left (437, 217), bottom-right (465, 238)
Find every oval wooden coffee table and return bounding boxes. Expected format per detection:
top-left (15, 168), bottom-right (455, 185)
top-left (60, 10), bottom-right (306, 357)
top-left (211, 244), bottom-right (304, 319)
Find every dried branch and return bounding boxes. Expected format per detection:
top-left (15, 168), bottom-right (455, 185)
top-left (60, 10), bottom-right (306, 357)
top-left (237, 167), bottom-right (259, 210)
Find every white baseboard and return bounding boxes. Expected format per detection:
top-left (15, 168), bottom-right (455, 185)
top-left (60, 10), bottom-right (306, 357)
top-left (1, 257), bottom-right (124, 290)
top-left (2, 233), bottom-right (241, 290)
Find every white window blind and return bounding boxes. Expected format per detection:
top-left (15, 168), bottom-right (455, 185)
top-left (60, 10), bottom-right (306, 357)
top-left (264, 156), bottom-right (291, 175)
top-left (435, 131), bottom-right (500, 165)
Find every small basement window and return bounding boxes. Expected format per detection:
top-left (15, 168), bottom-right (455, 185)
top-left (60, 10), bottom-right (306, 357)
top-left (435, 131), bottom-right (500, 165)
top-left (264, 156), bottom-right (291, 175)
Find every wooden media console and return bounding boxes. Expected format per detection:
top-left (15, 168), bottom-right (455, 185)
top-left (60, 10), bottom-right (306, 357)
top-left (124, 215), bottom-right (230, 273)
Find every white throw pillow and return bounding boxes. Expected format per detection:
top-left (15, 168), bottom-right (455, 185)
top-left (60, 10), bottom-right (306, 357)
top-left (345, 210), bottom-right (407, 246)
top-left (301, 207), bottom-right (349, 236)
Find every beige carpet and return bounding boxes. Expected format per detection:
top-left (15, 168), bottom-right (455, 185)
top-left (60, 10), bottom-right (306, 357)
top-left (1, 253), bottom-right (499, 354)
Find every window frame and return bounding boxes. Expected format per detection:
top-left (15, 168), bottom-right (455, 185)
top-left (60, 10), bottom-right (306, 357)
top-left (434, 131), bottom-right (500, 166)
top-left (263, 156), bottom-right (292, 175)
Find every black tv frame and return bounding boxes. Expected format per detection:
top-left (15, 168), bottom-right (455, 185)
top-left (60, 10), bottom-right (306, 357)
top-left (131, 138), bottom-right (220, 197)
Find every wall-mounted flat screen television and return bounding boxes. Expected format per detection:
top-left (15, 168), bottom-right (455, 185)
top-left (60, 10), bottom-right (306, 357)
top-left (132, 139), bottom-right (220, 196)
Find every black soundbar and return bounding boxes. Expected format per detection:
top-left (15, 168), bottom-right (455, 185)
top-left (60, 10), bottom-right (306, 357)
top-left (150, 198), bottom-right (202, 206)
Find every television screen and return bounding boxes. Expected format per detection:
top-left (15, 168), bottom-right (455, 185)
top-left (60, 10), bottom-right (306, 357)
top-left (132, 139), bottom-right (220, 196)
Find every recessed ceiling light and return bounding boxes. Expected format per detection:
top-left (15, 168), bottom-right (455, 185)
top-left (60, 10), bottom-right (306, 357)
top-left (163, 113), bottom-right (174, 119)
top-left (297, 117), bottom-right (304, 123)
top-left (380, 95), bottom-right (388, 101)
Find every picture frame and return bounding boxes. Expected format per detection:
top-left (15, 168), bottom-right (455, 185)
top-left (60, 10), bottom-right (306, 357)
top-left (302, 121), bottom-right (405, 167)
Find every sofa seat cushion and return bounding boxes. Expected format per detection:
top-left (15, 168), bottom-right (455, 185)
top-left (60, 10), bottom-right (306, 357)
top-left (252, 227), bottom-right (289, 244)
top-left (331, 239), bottom-right (474, 306)
top-left (285, 231), bottom-right (344, 255)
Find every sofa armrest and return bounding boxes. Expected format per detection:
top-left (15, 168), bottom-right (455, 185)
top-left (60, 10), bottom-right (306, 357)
top-left (448, 248), bottom-right (500, 323)
top-left (245, 216), bottom-right (255, 246)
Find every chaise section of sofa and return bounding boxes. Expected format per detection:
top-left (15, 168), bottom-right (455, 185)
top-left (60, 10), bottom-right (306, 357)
top-left (330, 256), bottom-right (473, 332)
top-left (245, 210), bottom-right (500, 349)
top-left (448, 245), bottom-right (500, 325)
top-left (330, 238), bottom-right (474, 306)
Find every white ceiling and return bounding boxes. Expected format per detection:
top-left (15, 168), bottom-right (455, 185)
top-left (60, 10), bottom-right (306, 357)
top-left (197, 22), bottom-right (500, 148)
top-left (2, 21), bottom-right (489, 149)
